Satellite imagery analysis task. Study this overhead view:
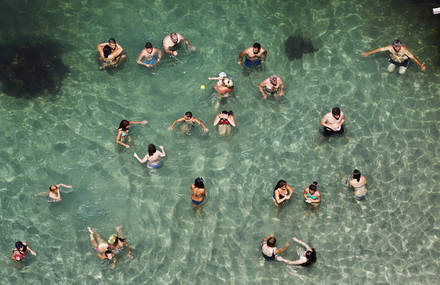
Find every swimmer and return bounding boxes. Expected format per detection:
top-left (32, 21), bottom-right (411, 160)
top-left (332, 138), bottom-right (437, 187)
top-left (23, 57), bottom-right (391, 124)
top-left (258, 75), bottom-right (285, 100)
top-left (162, 32), bottom-right (196, 56)
top-left (348, 169), bottom-right (367, 199)
top-left (272, 180), bottom-right (293, 206)
top-left (11, 241), bottom-right (36, 262)
top-left (362, 39), bottom-right (426, 74)
top-left (213, 110), bottom-right (236, 136)
top-left (116, 119), bottom-right (148, 149)
top-left (136, 41), bottom-right (162, 68)
top-left (238, 42), bottom-right (267, 75)
top-left (276, 237), bottom-right (317, 266)
top-left (168, 112), bottom-right (208, 133)
top-left (191, 177), bottom-right (206, 205)
top-left (134, 144), bottom-right (166, 169)
top-left (303, 181), bottom-right (321, 206)
top-left (261, 234), bottom-right (290, 262)
top-left (87, 227), bottom-right (117, 269)
top-left (48, 184), bottom-right (72, 202)
top-left (208, 72), bottom-right (234, 98)
top-left (97, 38), bottom-right (126, 70)
top-left (320, 107), bottom-right (345, 137)
top-left (108, 226), bottom-right (132, 258)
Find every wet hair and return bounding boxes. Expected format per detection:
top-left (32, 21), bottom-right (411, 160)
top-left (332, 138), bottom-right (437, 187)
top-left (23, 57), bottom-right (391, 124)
top-left (221, 110), bottom-right (228, 115)
top-left (392, 39), bottom-right (402, 47)
top-left (184, 111), bottom-right (193, 118)
top-left (145, 42), bottom-right (153, 49)
top-left (331, 107), bottom-right (341, 116)
top-left (274, 180), bottom-right (287, 191)
top-left (104, 249), bottom-right (113, 257)
top-left (15, 241), bottom-right (26, 251)
top-left (303, 248), bottom-right (317, 266)
top-left (148, 144), bottom-right (157, 156)
top-left (108, 38), bottom-right (116, 44)
top-left (113, 236), bottom-right (125, 245)
top-left (228, 111), bottom-right (234, 116)
top-left (119, 120), bottom-right (130, 131)
top-left (103, 45), bottom-right (112, 58)
top-left (253, 42), bottom-right (261, 51)
top-left (49, 185), bottom-right (57, 192)
top-left (267, 237), bottom-right (276, 247)
top-left (309, 181), bottom-right (318, 191)
top-left (195, 177), bottom-right (205, 189)
top-left (353, 169), bottom-right (361, 182)
top-left (170, 32), bottom-right (178, 38)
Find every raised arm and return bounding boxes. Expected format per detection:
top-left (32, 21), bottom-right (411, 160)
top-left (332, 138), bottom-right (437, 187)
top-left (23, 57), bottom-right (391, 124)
top-left (213, 114), bottom-right (221, 126)
top-left (193, 117), bottom-right (209, 132)
top-left (182, 36), bottom-right (196, 51)
top-left (228, 115), bottom-right (236, 127)
top-left (168, 117), bottom-right (184, 130)
top-left (129, 120), bottom-right (148, 125)
top-left (274, 242), bottom-right (290, 255)
top-left (56, 184), bottom-right (72, 189)
top-left (97, 43), bottom-right (106, 58)
top-left (262, 233), bottom-right (274, 244)
top-left (109, 44), bottom-right (123, 59)
top-left (403, 47), bottom-right (426, 71)
top-left (26, 245), bottom-right (37, 256)
top-left (362, 46), bottom-right (388, 57)
top-left (158, 146), bottom-right (166, 157)
top-left (133, 153), bottom-right (149, 163)
top-left (292, 237), bottom-right (312, 251)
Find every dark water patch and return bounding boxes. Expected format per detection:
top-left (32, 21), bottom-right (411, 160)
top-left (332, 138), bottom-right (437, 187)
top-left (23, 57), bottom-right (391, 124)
top-left (0, 40), bottom-right (68, 98)
top-left (284, 35), bottom-right (318, 60)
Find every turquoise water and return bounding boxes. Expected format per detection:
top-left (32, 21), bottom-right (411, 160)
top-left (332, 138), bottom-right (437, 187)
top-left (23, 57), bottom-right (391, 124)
top-left (1, 0), bottom-right (439, 284)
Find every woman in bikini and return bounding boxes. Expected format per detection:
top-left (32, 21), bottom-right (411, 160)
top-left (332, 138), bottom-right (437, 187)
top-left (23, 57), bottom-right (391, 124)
top-left (11, 241), bottom-right (36, 262)
top-left (303, 181), bottom-right (321, 207)
top-left (115, 119), bottom-right (148, 149)
top-left (134, 144), bottom-right (166, 169)
top-left (213, 110), bottom-right (236, 136)
top-left (87, 227), bottom-right (117, 269)
top-left (191, 177), bottom-right (206, 205)
top-left (272, 180), bottom-right (293, 206)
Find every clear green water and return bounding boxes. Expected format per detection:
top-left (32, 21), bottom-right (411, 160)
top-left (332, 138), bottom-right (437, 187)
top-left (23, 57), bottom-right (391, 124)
top-left (1, 0), bottom-right (439, 284)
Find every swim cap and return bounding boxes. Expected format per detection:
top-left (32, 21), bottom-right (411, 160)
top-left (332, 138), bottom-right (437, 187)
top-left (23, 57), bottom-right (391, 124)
top-left (223, 78), bottom-right (234, 88)
top-left (392, 39), bottom-right (402, 47)
top-left (108, 234), bottom-right (117, 245)
top-left (219, 72), bottom-right (227, 78)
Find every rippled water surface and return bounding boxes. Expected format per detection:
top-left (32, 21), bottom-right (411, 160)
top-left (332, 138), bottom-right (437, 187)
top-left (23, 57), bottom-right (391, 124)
top-left (1, 0), bottom-right (439, 284)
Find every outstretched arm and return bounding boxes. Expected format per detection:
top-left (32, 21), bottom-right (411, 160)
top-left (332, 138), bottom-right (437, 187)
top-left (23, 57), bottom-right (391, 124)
top-left (168, 117), bottom-right (184, 130)
top-left (129, 120), bottom-right (148, 125)
top-left (26, 245), bottom-right (37, 256)
top-left (292, 237), bottom-right (312, 251)
top-left (362, 46), bottom-right (387, 57)
top-left (182, 36), bottom-right (196, 51)
top-left (193, 117), bottom-right (208, 132)
top-left (275, 242), bottom-right (290, 255)
top-left (56, 184), bottom-right (72, 189)
top-left (134, 153), bottom-right (149, 163)
top-left (404, 47), bottom-right (426, 71)
top-left (88, 227), bottom-right (98, 248)
top-left (158, 146), bottom-right (166, 157)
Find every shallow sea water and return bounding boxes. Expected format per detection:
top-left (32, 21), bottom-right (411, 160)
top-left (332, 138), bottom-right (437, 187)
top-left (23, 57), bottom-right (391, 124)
top-left (0, 0), bottom-right (439, 284)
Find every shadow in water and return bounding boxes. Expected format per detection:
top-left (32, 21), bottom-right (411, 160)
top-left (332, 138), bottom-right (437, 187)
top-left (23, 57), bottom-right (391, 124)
top-left (284, 35), bottom-right (318, 61)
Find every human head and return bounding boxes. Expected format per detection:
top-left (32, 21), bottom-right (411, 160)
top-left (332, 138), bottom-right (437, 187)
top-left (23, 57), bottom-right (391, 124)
top-left (15, 241), bottom-right (26, 251)
top-left (331, 107), bottom-right (341, 118)
top-left (270, 75), bottom-right (278, 84)
top-left (309, 181), bottom-right (318, 191)
top-left (108, 38), bottom-right (117, 49)
top-left (145, 42), bottom-right (153, 49)
top-left (223, 78), bottom-right (234, 88)
top-left (228, 110), bottom-right (233, 116)
top-left (104, 249), bottom-right (113, 260)
top-left (170, 32), bottom-right (178, 43)
top-left (184, 111), bottom-right (193, 120)
top-left (274, 180), bottom-right (287, 191)
top-left (267, 237), bottom-right (276, 247)
top-left (195, 177), bottom-right (205, 188)
top-left (353, 169), bottom-right (361, 181)
top-left (221, 110), bottom-right (228, 115)
top-left (392, 39), bottom-right (402, 47)
top-left (305, 248), bottom-right (317, 264)
top-left (49, 185), bottom-right (58, 192)
top-left (253, 42), bottom-right (261, 53)
top-left (119, 120), bottom-right (130, 131)
top-left (103, 45), bottom-right (112, 58)
top-left (148, 144), bottom-right (156, 156)
top-left (219, 72), bottom-right (227, 78)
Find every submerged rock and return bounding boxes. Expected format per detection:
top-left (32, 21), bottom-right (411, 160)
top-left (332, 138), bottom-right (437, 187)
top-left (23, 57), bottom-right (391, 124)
top-left (284, 35), bottom-right (318, 60)
top-left (0, 41), bottom-right (68, 98)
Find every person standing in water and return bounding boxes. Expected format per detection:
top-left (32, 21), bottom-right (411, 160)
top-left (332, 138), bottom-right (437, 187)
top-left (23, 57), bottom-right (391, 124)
top-left (348, 169), bottom-right (367, 199)
top-left (258, 75), bottom-right (285, 100)
top-left (134, 144), bottom-right (166, 169)
top-left (162, 32), bottom-right (196, 56)
top-left (303, 181), bottom-right (321, 206)
top-left (213, 110), bottom-right (236, 136)
top-left (11, 241), bottom-right (36, 262)
top-left (272, 180), bottom-right (293, 206)
top-left (261, 234), bottom-right (290, 262)
top-left (362, 39), bottom-right (426, 74)
top-left (320, 107), bottom-right (345, 137)
top-left (137, 42), bottom-right (162, 68)
top-left (168, 112), bottom-right (208, 133)
top-left (191, 177), bottom-right (206, 205)
top-left (208, 72), bottom-right (234, 99)
top-left (238, 42), bottom-right (267, 75)
top-left (97, 38), bottom-right (126, 70)
top-left (115, 119), bottom-right (148, 149)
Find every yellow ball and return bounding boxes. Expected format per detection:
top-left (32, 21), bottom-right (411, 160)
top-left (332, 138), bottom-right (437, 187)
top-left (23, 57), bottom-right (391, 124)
top-left (200, 85), bottom-right (205, 90)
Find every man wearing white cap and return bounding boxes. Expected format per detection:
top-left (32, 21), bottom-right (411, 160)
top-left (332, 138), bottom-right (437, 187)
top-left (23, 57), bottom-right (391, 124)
top-left (258, 75), bottom-right (285, 100)
top-left (362, 39), bottom-right (426, 74)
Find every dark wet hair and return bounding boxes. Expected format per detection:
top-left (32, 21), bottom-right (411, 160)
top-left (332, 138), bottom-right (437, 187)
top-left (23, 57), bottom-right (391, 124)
top-left (103, 45), bottom-right (112, 58)
top-left (145, 42), bottom-right (153, 49)
top-left (184, 111), bottom-right (193, 118)
top-left (274, 180), bottom-right (287, 191)
top-left (108, 38), bottom-right (116, 44)
top-left (332, 107), bottom-right (341, 116)
top-left (253, 42), bottom-right (261, 50)
top-left (15, 241), bottom-right (26, 251)
top-left (309, 181), bottom-right (318, 191)
top-left (195, 177), bottom-right (205, 189)
top-left (119, 120), bottom-right (130, 131)
top-left (221, 110), bottom-right (228, 115)
top-left (49, 185), bottom-right (57, 192)
top-left (302, 248), bottom-right (317, 266)
top-left (104, 249), bottom-right (113, 257)
top-left (228, 111), bottom-right (234, 116)
top-left (267, 237), bottom-right (276, 247)
top-left (148, 144), bottom-right (156, 156)
top-left (113, 236), bottom-right (125, 245)
top-left (353, 169), bottom-right (361, 182)
top-left (170, 32), bottom-right (178, 38)
top-left (392, 39), bottom-right (402, 47)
